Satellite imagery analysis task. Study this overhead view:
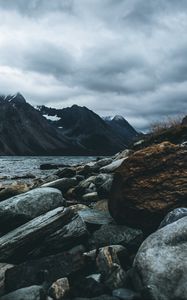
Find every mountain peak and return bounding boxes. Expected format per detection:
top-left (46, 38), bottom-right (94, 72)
top-left (10, 93), bottom-right (26, 104)
top-left (113, 115), bottom-right (125, 121)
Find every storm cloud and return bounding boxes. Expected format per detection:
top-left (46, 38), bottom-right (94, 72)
top-left (0, 0), bottom-right (186, 130)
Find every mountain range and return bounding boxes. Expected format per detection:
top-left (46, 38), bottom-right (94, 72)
top-left (0, 93), bottom-right (138, 155)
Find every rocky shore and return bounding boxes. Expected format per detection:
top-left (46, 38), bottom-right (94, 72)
top-left (0, 140), bottom-right (186, 300)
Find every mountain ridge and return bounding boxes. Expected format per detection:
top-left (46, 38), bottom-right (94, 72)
top-left (0, 93), bottom-right (138, 155)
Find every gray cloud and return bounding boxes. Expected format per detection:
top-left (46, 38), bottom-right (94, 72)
top-left (0, 0), bottom-right (186, 131)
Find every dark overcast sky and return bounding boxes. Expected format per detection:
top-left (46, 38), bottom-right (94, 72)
top-left (0, 0), bottom-right (186, 130)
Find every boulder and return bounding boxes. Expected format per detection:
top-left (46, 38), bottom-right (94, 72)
top-left (0, 207), bottom-right (73, 263)
top-left (0, 187), bottom-right (65, 232)
top-left (90, 224), bottom-right (143, 251)
top-left (109, 142), bottom-right (187, 232)
top-left (78, 209), bottom-right (113, 231)
top-left (5, 245), bottom-right (85, 293)
top-left (56, 168), bottom-right (76, 178)
top-left (28, 214), bottom-right (89, 258)
top-left (42, 178), bottom-right (77, 193)
top-left (0, 285), bottom-right (45, 300)
top-left (132, 216), bottom-right (187, 300)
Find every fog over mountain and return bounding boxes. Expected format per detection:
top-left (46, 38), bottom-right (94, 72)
top-left (0, 0), bottom-right (186, 131)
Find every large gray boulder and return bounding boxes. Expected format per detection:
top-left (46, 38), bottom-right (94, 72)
top-left (133, 216), bottom-right (187, 300)
top-left (0, 187), bottom-right (65, 232)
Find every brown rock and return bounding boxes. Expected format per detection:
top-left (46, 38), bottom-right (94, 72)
top-left (109, 142), bottom-right (187, 232)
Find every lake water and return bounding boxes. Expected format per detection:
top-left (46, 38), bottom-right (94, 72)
top-left (0, 156), bottom-right (97, 182)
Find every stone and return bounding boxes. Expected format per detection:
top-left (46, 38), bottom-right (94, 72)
top-left (74, 176), bottom-right (97, 198)
top-left (0, 182), bottom-right (31, 202)
top-left (0, 285), bottom-right (46, 300)
top-left (82, 192), bottom-right (99, 203)
top-left (0, 187), bottom-right (65, 233)
top-left (112, 288), bottom-right (140, 300)
top-left (86, 158), bottom-right (113, 171)
top-left (0, 207), bottom-right (73, 263)
top-left (95, 174), bottom-right (113, 187)
top-left (97, 177), bottom-right (114, 199)
top-left (78, 209), bottom-right (113, 231)
top-left (93, 200), bottom-right (108, 211)
top-left (56, 168), bottom-right (76, 178)
top-left (96, 246), bottom-right (127, 290)
top-left (48, 277), bottom-right (70, 299)
top-left (132, 216), bottom-right (187, 300)
top-left (100, 158), bottom-right (127, 173)
top-left (40, 163), bottom-right (68, 170)
top-left (109, 142), bottom-right (187, 232)
top-left (90, 224), bottom-right (143, 251)
top-left (114, 149), bottom-right (132, 161)
top-left (42, 178), bottom-right (77, 193)
top-left (5, 245), bottom-right (85, 293)
top-left (29, 213), bottom-right (89, 258)
top-left (159, 207), bottom-right (187, 229)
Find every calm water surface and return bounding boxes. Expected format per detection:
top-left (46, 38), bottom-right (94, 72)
top-left (0, 156), bottom-right (98, 182)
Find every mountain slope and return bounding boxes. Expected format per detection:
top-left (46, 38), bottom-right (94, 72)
top-left (0, 94), bottom-right (138, 155)
top-left (0, 94), bottom-right (81, 155)
top-left (104, 115), bottom-right (138, 144)
top-left (38, 105), bottom-right (138, 154)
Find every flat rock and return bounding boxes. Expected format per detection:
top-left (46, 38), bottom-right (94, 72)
top-left (132, 216), bottom-right (187, 300)
top-left (0, 187), bottom-right (65, 232)
top-left (0, 207), bottom-right (72, 263)
top-left (100, 158), bottom-right (126, 173)
top-left (90, 224), bottom-right (143, 251)
top-left (78, 209), bottom-right (113, 231)
top-left (5, 245), bottom-right (85, 293)
top-left (109, 142), bottom-right (187, 232)
top-left (42, 178), bottom-right (77, 193)
top-left (28, 213), bottom-right (89, 258)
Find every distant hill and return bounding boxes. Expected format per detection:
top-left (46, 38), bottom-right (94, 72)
top-left (0, 93), bottom-right (138, 155)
